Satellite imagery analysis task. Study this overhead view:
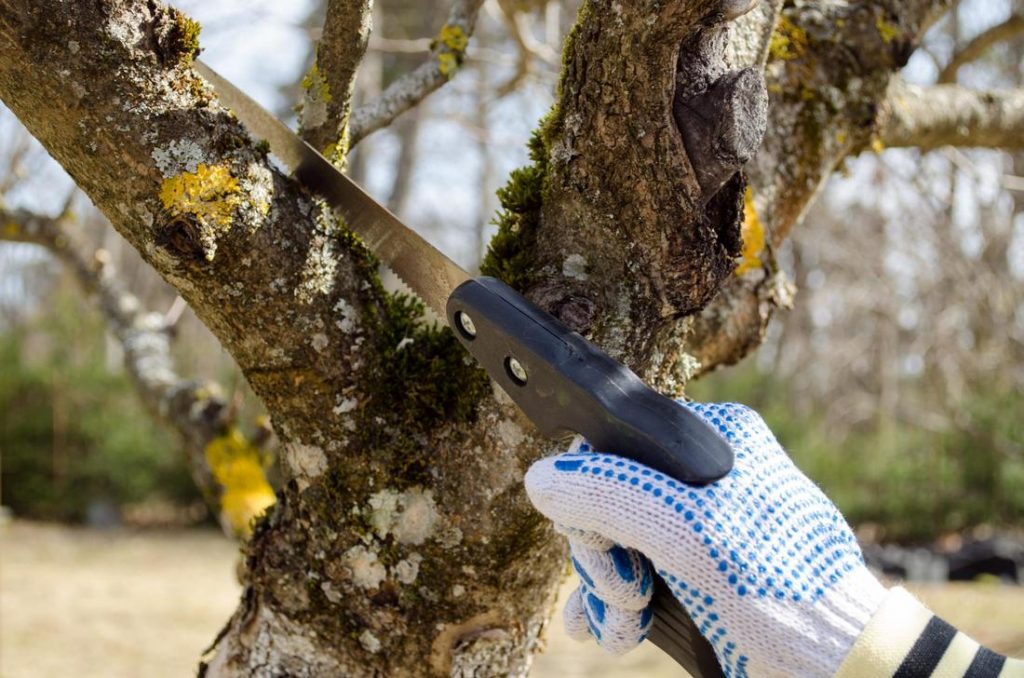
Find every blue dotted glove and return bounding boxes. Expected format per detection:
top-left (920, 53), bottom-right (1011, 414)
top-left (525, 402), bottom-right (887, 678)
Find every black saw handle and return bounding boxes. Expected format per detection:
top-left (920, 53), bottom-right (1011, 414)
top-left (446, 277), bottom-right (733, 484)
top-left (446, 276), bottom-right (731, 677)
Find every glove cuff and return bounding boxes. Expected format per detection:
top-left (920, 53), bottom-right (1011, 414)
top-left (724, 565), bottom-right (887, 677)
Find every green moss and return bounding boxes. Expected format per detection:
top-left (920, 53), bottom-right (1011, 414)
top-left (479, 130), bottom-right (549, 291)
top-left (168, 11), bottom-right (202, 64)
top-left (361, 293), bottom-right (490, 457)
top-left (539, 2), bottom-right (589, 150)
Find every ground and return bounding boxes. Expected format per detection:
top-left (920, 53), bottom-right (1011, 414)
top-left (1, 520), bottom-right (1023, 677)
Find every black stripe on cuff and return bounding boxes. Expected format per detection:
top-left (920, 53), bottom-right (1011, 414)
top-left (965, 647), bottom-right (1007, 678)
top-left (893, 615), bottom-right (958, 678)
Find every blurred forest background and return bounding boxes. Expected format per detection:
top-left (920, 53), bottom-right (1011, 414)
top-left (1, 0), bottom-right (1023, 548)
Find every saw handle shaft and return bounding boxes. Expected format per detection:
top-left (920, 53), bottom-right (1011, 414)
top-left (446, 277), bottom-right (734, 485)
top-left (446, 277), bottom-right (731, 677)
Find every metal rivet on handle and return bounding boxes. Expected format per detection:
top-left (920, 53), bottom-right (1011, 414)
top-left (455, 311), bottom-right (477, 339)
top-left (505, 356), bottom-right (528, 385)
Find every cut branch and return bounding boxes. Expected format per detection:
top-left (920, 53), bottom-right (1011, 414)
top-left (0, 208), bottom-right (275, 538)
top-left (938, 14), bottom-right (1024, 84)
top-left (348, 0), bottom-right (484, 146)
top-left (880, 80), bottom-right (1024, 151)
top-left (300, 0), bottom-right (373, 161)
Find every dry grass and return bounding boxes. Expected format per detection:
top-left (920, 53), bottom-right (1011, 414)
top-left (2, 520), bottom-right (1023, 677)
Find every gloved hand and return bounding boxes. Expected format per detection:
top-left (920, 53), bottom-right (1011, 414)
top-left (525, 401), bottom-right (887, 678)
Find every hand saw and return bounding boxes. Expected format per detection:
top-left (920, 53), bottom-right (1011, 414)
top-left (195, 60), bottom-right (731, 677)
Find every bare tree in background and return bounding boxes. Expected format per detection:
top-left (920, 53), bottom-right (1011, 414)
top-left (2, 0), bottom-right (1023, 674)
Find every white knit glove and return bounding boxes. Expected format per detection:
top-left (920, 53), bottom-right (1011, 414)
top-left (525, 401), bottom-right (888, 678)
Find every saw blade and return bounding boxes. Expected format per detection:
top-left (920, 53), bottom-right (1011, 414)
top-left (194, 60), bottom-right (470, 320)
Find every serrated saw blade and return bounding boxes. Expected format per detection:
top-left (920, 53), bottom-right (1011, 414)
top-left (194, 61), bottom-right (470, 320)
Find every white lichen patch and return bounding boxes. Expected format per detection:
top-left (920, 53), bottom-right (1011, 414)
top-left (359, 629), bottom-right (382, 654)
top-left (452, 584), bottom-right (466, 598)
top-left (239, 162), bottom-right (274, 221)
top-left (105, 6), bottom-right (144, 48)
top-left (310, 333), bottom-right (329, 353)
top-left (332, 396), bottom-right (358, 416)
top-left (562, 254), bottom-right (589, 281)
top-left (152, 139), bottom-right (206, 177)
top-left (343, 545), bottom-right (387, 590)
top-left (295, 235), bottom-right (337, 304)
top-left (284, 442), bottom-right (327, 491)
top-left (320, 581), bottom-right (342, 604)
top-left (392, 489), bottom-right (441, 545)
top-left (496, 420), bottom-right (525, 448)
top-left (333, 298), bottom-right (359, 333)
top-left (367, 489), bottom-right (400, 538)
top-left (392, 553), bottom-right (423, 585)
top-left (367, 487), bottom-right (441, 545)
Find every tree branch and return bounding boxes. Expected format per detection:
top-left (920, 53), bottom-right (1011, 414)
top-left (938, 14), bottom-right (1024, 84)
top-left (348, 0), bottom-right (484, 146)
top-left (494, 0), bottom-right (558, 97)
top-left (299, 0), bottom-right (373, 162)
top-left (880, 80), bottom-right (1024, 151)
top-left (0, 208), bottom-right (275, 538)
top-left (676, 0), bottom-right (957, 375)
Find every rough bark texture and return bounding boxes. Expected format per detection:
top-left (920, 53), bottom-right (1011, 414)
top-left (299, 0), bottom-right (374, 161)
top-left (3, 0), bottom-right (1011, 675)
top-left (483, 0), bottom-right (767, 380)
top-left (681, 0), bottom-right (956, 377)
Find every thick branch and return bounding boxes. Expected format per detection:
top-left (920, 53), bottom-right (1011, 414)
top-left (299, 0), bottom-right (373, 160)
top-left (0, 208), bottom-right (274, 537)
top-left (348, 0), bottom-right (484, 145)
top-left (678, 0), bottom-right (957, 375)
top-left (938, 14), bottom-right (1024, 84)
top-left (880, 80), bottom-right (1024, 150)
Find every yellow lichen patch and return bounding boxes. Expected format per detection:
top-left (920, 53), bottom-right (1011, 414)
top-left (434, 24), bottom-right (468, 78)
top-left (736, 187), bottom-right (765, 276)
top-left (301, 61), bottom-right (332, 103)
top-left (769, 16), bottom-right (808, 62)
top-left (438, 24), bottom-right (468, 52)
top-left (438, 52), bottom-right (459, 78)
top-left (3, 220), bottom-right (18, 237)
top-left (875, 16), bottom-right (900, 44)
top-left (870, 135), bottom-right (886, 154)
top-left (204, 428), bottom-right (276, 539)
top-left (159, 163), bottom-right (242, 258)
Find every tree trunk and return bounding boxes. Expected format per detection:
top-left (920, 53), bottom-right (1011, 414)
top-left (0, 0), bottom-right (965, 674)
